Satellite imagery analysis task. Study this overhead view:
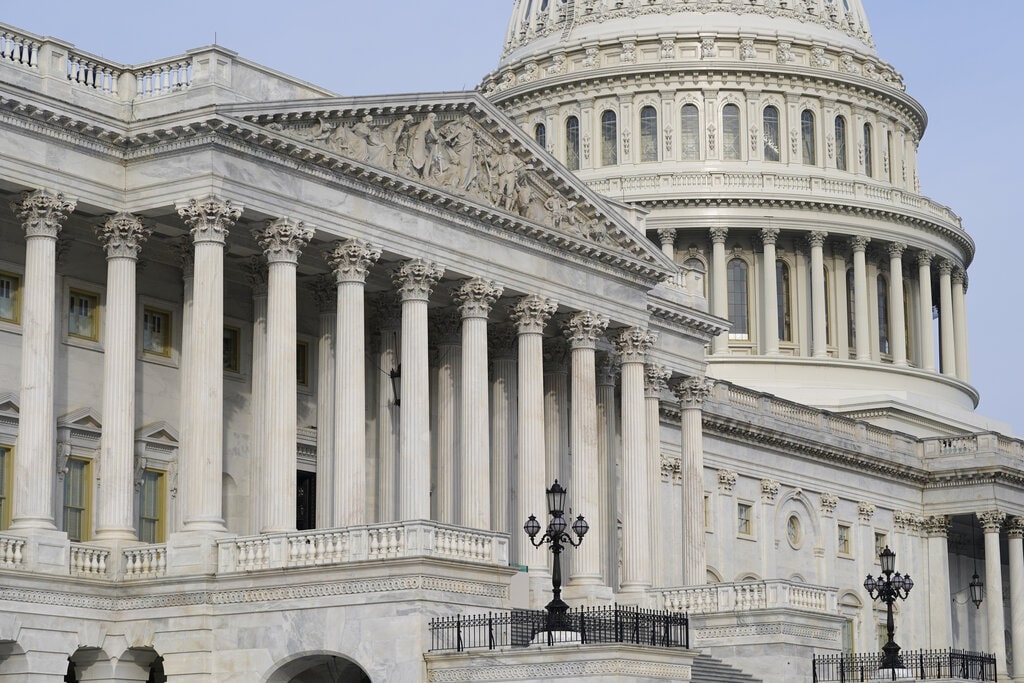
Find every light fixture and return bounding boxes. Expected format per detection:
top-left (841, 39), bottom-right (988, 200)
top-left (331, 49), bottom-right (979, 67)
top-left (389, 364), bottom-right (401, 406)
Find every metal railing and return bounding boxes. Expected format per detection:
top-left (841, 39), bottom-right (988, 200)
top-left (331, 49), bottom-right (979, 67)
top-left (812, 649), bottom-right (997, 682)
top-left (429, 606), bottom-right (689, 653)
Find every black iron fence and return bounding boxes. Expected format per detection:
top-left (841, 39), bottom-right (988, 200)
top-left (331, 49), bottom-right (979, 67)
top-left (429, 606), bottom-right (689, 652)
top-left (812, 649), bottom-right (997, 682)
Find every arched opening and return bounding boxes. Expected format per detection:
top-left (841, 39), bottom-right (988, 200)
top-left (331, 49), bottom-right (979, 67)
top-left (722, 104), bottom-right (741, 160)
top-left (600, 110), bottom-right (617, 166)
top-left (266, 654), bottom-right (372, 683)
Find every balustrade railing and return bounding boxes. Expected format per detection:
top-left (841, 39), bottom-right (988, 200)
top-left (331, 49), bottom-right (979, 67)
top-left (811, 649), bottom-right (996, 682)
top-left (0, 29), bottom-right (38, 67)
top-left (66, 52), bottom-right (120, 95)
top-left (135, 59), bottom-right (192, 97)
top-left (0, 535), bottom-right (25, 568)
top-left (662, 579), bottom-right (836, 615)
top-left (123, 545), bottom-right (167, 579)
top-left (70, 544), bottom-right (110, 577)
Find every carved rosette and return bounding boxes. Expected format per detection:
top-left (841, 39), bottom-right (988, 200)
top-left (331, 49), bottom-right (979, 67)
top-left (857, 501), bottom-right (875, 523)
top-left (306, 274), bottom-right (337, 313)
top-left (509, 295), bottom-right (558, 334)
top-left (717, 469), bottom-right (737, 493)
top-left (454, 278), bottom-right (504, 319)
top-left (923, 515), bottom-right (950, 537)
top-left (12, 189), bottom-right (77, 239)
top-left (887, 241), bottom-right (907, 259)
top-left (176, 195), bottom-right (242, 245)
top-left (709, 226), bottom-right (729, 244)
top-left (563, 311), bottom-right (609, 350)
top-left (761, 479), bottom-right (781, 503)
top-left (849, 235), bottom-right (871, 253)
top-left (807, 231), bottom-right (828, 249)
top-left (1007, 517), bottom-right (1024, 540)
top-left (244, 255), bottom-right (269, 296)
top-left (95, 212), bottom-right (150, 260)
top-left (256, 218), bottom-right (314, 264)
top-left (643, 364), bottom-right (672, 399)
top-left (979, 510), bottom-right (1006, 533)
top-left (614, 327), bottom-right (656, 364)
top-left (673, 376), bottom-right (714, 408)
top-left (392, 259), bottom-right (444, 302)
top-left (325, 238), bottom-right (382, 284)
top-left (820, 492), bottom-right (839, 516)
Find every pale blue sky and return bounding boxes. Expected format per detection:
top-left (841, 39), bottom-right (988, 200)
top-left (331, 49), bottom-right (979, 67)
top-left (3, 1), bottom-right (1020, 436)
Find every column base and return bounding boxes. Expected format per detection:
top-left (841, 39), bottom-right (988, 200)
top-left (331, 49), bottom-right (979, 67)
top-left (166, 530), bottom-right (233, 577)
top-left (3, 527), bottom-right (69, 575)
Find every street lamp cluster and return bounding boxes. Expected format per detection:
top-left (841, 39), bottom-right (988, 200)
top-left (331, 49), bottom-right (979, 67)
top-left (523, 480), bottom-right (589, 626)
top-left (864, 546), bottom-right (914, 670)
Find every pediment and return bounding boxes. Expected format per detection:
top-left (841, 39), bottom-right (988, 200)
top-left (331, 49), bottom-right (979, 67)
top-left (58, 407), bottom-right (102, 431)
top-left (135, 421), bottom-right (179, 445)
top-left (0, 392), bottom-right (17, 415)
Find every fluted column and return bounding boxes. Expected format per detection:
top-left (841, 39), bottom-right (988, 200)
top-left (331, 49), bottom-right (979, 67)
top-left (94, 213), bottom-right (150, 541)
top-left (511, 295), bottom-right (558, 571)
top-left (917, 251), bottom-right (935, 372)
top-left (175, 240), bottom-right (195, 535)
top-left (851, 236), bottom-right (871, 361)
top-left (888, 242), bottom-right (908, 366)
top-left (374, 300), bottom-right (401, 522)
top-left (924, 515), bottom-right (953, 649)
top-left (616, 327), bottom-right (657, 594)
top-left (256, 218), bottom-right (313, 533)
top-left (644, 364), bottom-right (671, 588)
top-left (710, 227), bottom-right (729, 355)
top-left (952, 268), bottom-right (970, 382)
top-left (674, 376), bottom-right (713, 587)
top-left (454, 278), bottom-right (503, 529)
top-left (1008, 517), bottom-right (1024, 683)
top-left (9, 190), bottom-right (75, 531)
top-left (306, 276), bottom-right (337, 528)
top-left (489, 326), bottom-right (517, 537)
top-left (432, 310), bottom-right (461, 525)
top-left (808, 231), bottom-right (829, 358)
top-left (596, 356), bottom-right (619, 587)
top-left (543, 339), bottom-right (570, 485)
top-left (393, 259), bottom-right (444, 521)
top-left (980, 510), bottom-right (1008, 678)
top-left (657, 228), bottom-right (676, 261)
top-left (564, 311), bottom-right (609, 585)
top-left (244, 258), bottom-right (268, 534)
top-left (761, 228), bottom-right (780, 355)
top-left (175, 196), bottom-right (241, 531)
top-left (938, 259), bottom-right (957, 377)
top-left (326, 239), bottom-right (380, 527)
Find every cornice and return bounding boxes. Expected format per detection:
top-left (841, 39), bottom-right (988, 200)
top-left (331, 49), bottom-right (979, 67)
top-left (647, 298), bottom-right (728, 342)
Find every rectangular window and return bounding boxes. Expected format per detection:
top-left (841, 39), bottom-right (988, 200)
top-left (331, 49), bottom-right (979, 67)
top-left (838, 523), bottom-right (851, 555)
top-left (0, 271), bottom-right (21, 324)
top-left (138, 469), bottom-right (165, 543)
top-left (297, 341), bottom-right (309, 386)
top-left (0, 445), bottom-right (11, 530)
top-left (223, 326), bottom-right (241, 373)
top-left (142, 307), bottom-right (172, 357)
top-left (737, 503), bottom-right (752, 536)
top-left (704, 494), bottom-right (711, 530)
top-left (63, 457), bottom-right (92, 542)
top-left (68, 289), bottom-right (100, 341)
top-left (874, 532), bottom-right (888, 561)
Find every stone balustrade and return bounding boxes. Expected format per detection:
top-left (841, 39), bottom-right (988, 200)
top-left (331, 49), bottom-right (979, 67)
top-left (66, 51), bottom-right (121, 95)
top-left (0, 28), bottom-right (38, 67)
top-left (123, 545), bottom-right (167, 579)
top-left (661, 579), bottom-right (837, 615)
top-left (70, 544), bottom-right (110, 577)
top-left (0, 535), bottom-right (25, 569)
top-left (134, 58), bottom-right (192, 98)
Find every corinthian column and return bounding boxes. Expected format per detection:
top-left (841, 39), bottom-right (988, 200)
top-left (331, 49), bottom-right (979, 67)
top-left (761, 228), bottom-right (780, 355)
top-left (510, 295), bottom-right (557, 571)
top-left (10, 190), bottom-right (76, 532)
top-left (888, 242), bottom-right (907, 365)
top-left (326, 239), bottom-right (380, 527)
top-left (917, 251), bottom-right (935, 372)
top-left (710, 227), bottom-right (729, 355)
top-left (673, 376), bottom-right (712, 586)
top-left (980, 510), bottom-right (1008, 678)
top-left (952, 268), bottom-right (970, 381)
top-left (306, 275), bottom-right (337, 528)
top-left (432, 310), bottom-right (462, 525)
top-left (94, 213), bottom-right (150, 541)
top-left (244, 258), bottom-right (269, 534)
top-left (924, 515), bottom-right (953, 649)
top-left (564, 311), bottom-right (609, 586)
top-left (657, 228), bottom-right (676, 261)
top-left (645, 364), bottom-right (671, 587)
top-left (1008, 517), bottom-right (1024, 683)
top-left (850, 236), bottom-right (871, 361)
top-left (255, 218), bottom-right (313, 533)
top-left (393, 259), bottom-right (444, 521)
top-left (489, 326), bottom-right (517, 537)
top-left (596, 356), bottom-right (620, 587)
top-left (938, 259), bottom-right (957, 377)
top-left (616, 327), bottom-right (656, 595)
top-left (808, 231), bottom-right (829, 358)
top-left (454, 278), bottom-right (503, 530)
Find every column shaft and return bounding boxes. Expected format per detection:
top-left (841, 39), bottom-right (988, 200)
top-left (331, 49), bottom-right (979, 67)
top-left (246, 261), bottom-right (268, 535)
top-left (889, 243), bottom-right (907, 365)
top-left (917, 252), bottom-right (935, 371)
top-left (376, 321), bottom-right (399, 522)
top-left (809, 232), bottom-right (828, 358)
top-left (316, 304), bottom-right (336, 528)
top-left (1008, 520), bottom-right (1024, 683)
top-left (952, 269), bottom-right (970, 381)
top-left (925, 516), bottom-right (953, 649)
top-left (852, 237), bottom-right (870, 361)
top-left (710, 228), bottom-right (729, 355)
top-left (981, 512), bottom-right (1008, 678)
top-left (434, 334), bottom-right (460, 525)
top-left (938, 260), bottom-right (957, 377)
top-left (596, 359), bottom-right (618, 587)
top-left (676, 378), bottom-right (712, 586)
top-left (761, 229), bottom-right (780, 355)
top-left (489, 329), bottom-right (517, 538)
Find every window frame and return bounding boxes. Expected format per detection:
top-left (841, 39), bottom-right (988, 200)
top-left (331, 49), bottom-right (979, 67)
top-left (737, 501), bottom-right (754, 538)
top-left (65, 284), bottom-right (103, 348)
top-left (727, 257), bottom-right (751, 341)
top-left (600, 109), bottom-right (618, 166)
top-left (138, 468), bottom-right (166, 544)
top-left (639, 105), bottom-right (659, 162)
top-left (0, 268), bottom-right (22, 327)
top-left (0, 444), bottom-right (12, 530)
top-left (837, 522), bottom-right (853, 556)
top-left (680, 103), bottom-right (700, 161)
top-left (762, 105), bottom-right (781, 162)
top-left (835, 115), bottom-right (848, 171)
top-left (801, 109), bottom-right (816, 165)
top-left (877, 273), bottom-right (890, 356)
top-left (63, 456), bottom-right (93, 543)
top-left (863, 122), bottom-right (874, 178)
top-left (722, 103), bottom-right (742, 161)
top-left (777, 260), bottom-right (793, 343)
top-left (534, 122), bottom-right (547, 150)
top-left (139, 298), bottom-right (178, 367)
top-left (223, 324), bottom-right (243, 376)
top-left (565, 115), bottom-right (581, 171)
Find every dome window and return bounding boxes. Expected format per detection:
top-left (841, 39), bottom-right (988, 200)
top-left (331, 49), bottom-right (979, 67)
top-left (681, 104), bottom-right (700, 161)
top-left (565, 116), bottom-right (580, 171)
top-left (601, 110), bottom-right (618, 166)
top-left (534, 123), bottom-right (546, 149)
top-left (863, 123), bottom-right (874, 178)
top-left (763, 106), bottom-right (781, 162)
top-left (723, 104), bottom-right (741, 160)
top-left (640, 106), bottom-right (659, 162)
top-left (835, 116), bottom-right (848, 171)
top-left (727, 258), bottom-right (750, 341)
top-left (801, 110), bottom-right (816, 166)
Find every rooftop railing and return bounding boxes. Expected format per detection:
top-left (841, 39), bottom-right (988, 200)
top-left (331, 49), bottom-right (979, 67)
top-left (811, 649), bottom-right (996, 682)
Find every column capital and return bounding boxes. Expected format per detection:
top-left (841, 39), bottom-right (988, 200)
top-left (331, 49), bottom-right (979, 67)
top-left (718, 469), bottom-right (738, 493)
top-left (979, 510), bottom-right (1007, 533)
top-left (952, 267), bottom-right (967, 287)
top-left (488, 324), bottom-right (518, 360)
top-left (709, 226), bottom-right (729, 244)
top-left (393, 259), bottom-right (444, 302)
top-left (256, 218), bottom-right (314, 264)
top-left (887, 241), bottom-right (907, 259)
top-left (643, 364), bottom-right (672, 398)
top-left (325, 238), bottom-right (382, 284)
top-left (761, 479), bottom-right (781, 503)
top-left (371, 296), bottom-right (403, 330)
top-left (917, 250), bottom-right (935, 268)
top-left (759, 227), bottom-right (780, 246)
top-left (614, 327), bottom-right (657, 363)
top-left (672, 375), bottom-right (713, 407)
top-left (1007, 516), bottom-right (1024, 539)
top-left (563, 310), bottom-right (609, 350)
top-left (857, 501), bottom-right (876, 523)
top-left (12, 189), bottom-right (76, 239)
top-left (305, 274), bottom-right (337, 313)
top-left (454, 278), bottom-right (504, 319)
top-left (244, 255), bottom-right (269, 296)
top-left (849, 235), bottom-right (871, 253)
top-left (820, 492), bottom-right (839, 517)
top-left (923, 514), bottom-right (950, 537)
top-left (657, 228), bottom-right (676, 247)
top-left (176, 195), bottom-right (242, 244)
top-left (95, 212), bottom-right (150, 259)
top-left (807, 231), bottom-right (828, 248)
top-left (510, 294), bottom-right (558, 334)
top-left (937, 258), bottom-right (956, 276)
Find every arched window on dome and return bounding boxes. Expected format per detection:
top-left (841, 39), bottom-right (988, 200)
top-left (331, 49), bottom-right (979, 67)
top-left (534, 123), bottom-right (546, 150)
top-left (601, 110), bottom-right (618, 166)
top-left (846, 267), bottom-right (856, 352)
top-left (863, 123), bottom-right (874, 178)
top-left (681, 104), bottom-right (700, 160)
top-left (877, 273), bottom-right (890, 355)
top-left (565, 116), bottom-right (580, 171)
top-left (763, 106), bottom-right (781, 162)
top-left (801, 110), bottom-right (816, 165)
top-left (640, 106), bottom-right (659, 162)
top-left (727, 258), bottom-right (750, 341)
top-left (723, 104), bottom-right (741, 160)
top-left (835, 116), bottom-right (848, 171)
top-left (777, 261), bottom-right (792, 342)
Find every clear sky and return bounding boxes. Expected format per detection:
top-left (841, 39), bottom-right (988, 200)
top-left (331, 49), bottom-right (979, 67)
top-left (2, 1), bottom-right (1020, 436)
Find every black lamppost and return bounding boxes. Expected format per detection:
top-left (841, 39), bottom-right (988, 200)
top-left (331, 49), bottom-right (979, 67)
top-left (864, 546), bottom-right (914, 670)
top-left (523, 480), bottom-right (589, 627)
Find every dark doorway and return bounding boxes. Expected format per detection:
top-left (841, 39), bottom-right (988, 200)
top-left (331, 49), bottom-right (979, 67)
top-left (296, 470), bottom-right (316, 530)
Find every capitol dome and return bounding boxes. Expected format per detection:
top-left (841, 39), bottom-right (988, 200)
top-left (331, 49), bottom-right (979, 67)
top-left (485, 0), bottom-right (981, 435)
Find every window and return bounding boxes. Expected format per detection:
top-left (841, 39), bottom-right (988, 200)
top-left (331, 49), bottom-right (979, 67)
top-left (297, 341), bottom-right (309, 386)
top-left (0, 445), bottom-right (10, 530)
top-left (838, 523), bottom-right (851, 555)
top-left (874, 532), bottom-right (888, 562)
top-left (68, 289), bottom-right (100, 341)
top-left (723, 104), bottom-right (741, 160)
top-left (223, 326), bottom-right (241, 373)
top-left (887, 130), bottom-right (896, 184)
top-left (903, 279), bottom-right (913, 363)
top-left (863, 123), bottom-right (874, 177)
top-left (565, 116), bottom-right (580, 171)
top-left (63, 457), bottom-right (92, 542)
top-left (762, 106), bottom-right (781, 162)
top-left (683, 257), bottom-right (707, 298)
top-left (138, 469), bottom-right (165, 543)
top-left (737, 503), bottom-right (752, 536)
top-left (704, 494), bottom-right (711, 530)
top-left (0, 271), bottom-right (20, 324)
top-left (727, 258), bottom-right (750, 341)
top-left (601, 110), bottom-right (618, 166)
top-left (640, 106), bottom-right (659, 162)
top-left (786, 515), bottom-right (802, 548)
top-left (777, 261), bottom-right (792, 342)
top-left (846, 268), bottom-right (856, 350)
top-left (681, 104), bottom-right (700, 160)
top-left (142, 307), bottom-right (172, 358)
top-left (842, 619), bottom-right (855, 653)
top-left (877, 274), bottom-right (890, 354)
top-left (534, 123), bottom-right (546, 149)
top-left (835, 116), bottom-right (848, 171)
top-left (801, 110), bottom-right (816, 165)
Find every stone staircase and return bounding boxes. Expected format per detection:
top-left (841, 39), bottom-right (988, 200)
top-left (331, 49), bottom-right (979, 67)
top-left (691, 654), bottom-right (763, 683)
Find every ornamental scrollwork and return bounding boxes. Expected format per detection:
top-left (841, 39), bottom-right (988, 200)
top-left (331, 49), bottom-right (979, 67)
top-left (509, 295), bottom-right (558, 334)
top-left (325, 238), bottom-right (382, 284)
top-left (176, 195), bottom-right (242, 244)
top-left (12, 189), bottom-right (77, 238)
top-left (96, 212), bottom-right (150, 259)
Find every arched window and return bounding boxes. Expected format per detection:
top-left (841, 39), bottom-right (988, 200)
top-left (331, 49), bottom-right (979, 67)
top-left (565, 116), bottom-right (580, 171)
top-left (640, 106), bottom-right (659, 162)
top-left (601, 110), bottom-right (618, 166)
top-left (835, 116), bottom-right (848, 171)
top-left (763, 106), bottom-right (781, 162)
top-left (681, 104), bottom-right (700, 160)
top-left (801, 110), bottom-right (816, 165)
top-left (903, 279), bottom-right (913, 363)
top-left (846, 268), bottom-right (856, 350)
top-left (684, 257), bottom-right (707, 297)
top-left (877, 273), bottom-right (890, 354)
top-left (863, 123), bottom-right (874, 178)
top-left (777, 261), bottom-right (792, 342)
top-left (723, 104), bottom-right (741, 160)
top-left (727, 258), bottom-right (750, 340)
top-left (534, 123), bottom-right (546, 149)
